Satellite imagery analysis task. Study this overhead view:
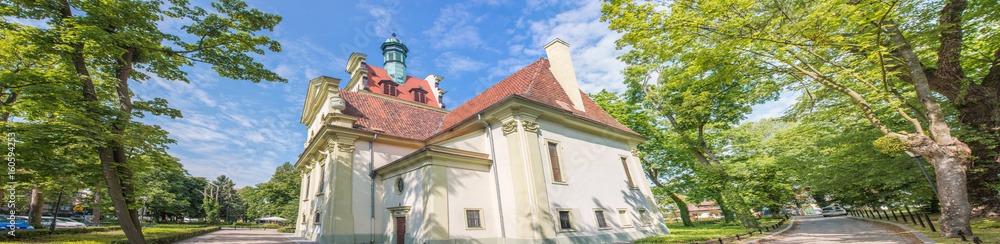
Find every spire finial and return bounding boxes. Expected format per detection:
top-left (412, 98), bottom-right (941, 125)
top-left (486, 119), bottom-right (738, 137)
top-left (392, 33), bottom-right (396, 37)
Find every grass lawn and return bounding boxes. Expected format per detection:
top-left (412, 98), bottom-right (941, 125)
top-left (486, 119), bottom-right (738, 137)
top-left (5, 226), bottom-right (216, 244)
top-left (853, 212), bottom-right (1000, 244)
top-left (635, 218), bottom-right (789, 243)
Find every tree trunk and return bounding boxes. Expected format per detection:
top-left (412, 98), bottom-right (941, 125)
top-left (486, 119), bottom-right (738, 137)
top-left (57, 0), bottom-right (146, 240)
top-left (927, 150), bottom-right (973, 236)
top-left (887, 19), bottom-right (973, 238)
top-left (27, 188), bottom-right (43, 226)
top-left (667, 192), bottom-right (693, 226)
top-left (714, 194), bottom-right (734, 223)
top-left (92, 189), bottom-right (101, 224)
top-left (958, 101), bottom-right (1000, 217)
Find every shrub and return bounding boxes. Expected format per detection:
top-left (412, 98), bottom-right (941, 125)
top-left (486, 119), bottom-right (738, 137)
top-left (277, 227), bottom-right (295, 233)
top-left (263, 224), bottom-right (281, 229)
top-left (0, 227), bottom-right (116, 240)
top-left (111, 226), bottom-right (221, 244)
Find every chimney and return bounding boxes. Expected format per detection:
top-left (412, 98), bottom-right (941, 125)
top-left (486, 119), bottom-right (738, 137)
top-left (425, 75), bottom-right (445, 109)
top-left (544, 38), bottom-right (585, 111)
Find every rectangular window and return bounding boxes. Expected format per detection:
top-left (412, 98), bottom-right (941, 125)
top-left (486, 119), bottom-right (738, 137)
top-left (618, 209), bottom-right (632, 228)
top-left (638, 209), bottom-right (651, 225)
top-left (466, 209), bottom-right (482, 229)
top-left (548, 142), bottom-right (563, 182)
top-left (622, 157), bottom-right (635, 188)
top-left (383, 84), bottom-right (393, 95)
top-left (304, 175), bottom-right (311, 199)
top-left (317, 164), bottom-right (325, 194)
top-left (413, 91), bottom-right (427, 103)
top-left (595, 210), bottom-right (609, 229)
top-left (558, 211), bottom-right (573, 230)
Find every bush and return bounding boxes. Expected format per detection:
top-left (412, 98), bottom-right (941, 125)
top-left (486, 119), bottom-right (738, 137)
top-left (263, 224), bottom-right (281, 229)
top-left (156, 224), bottom-right (208, 228)
top-left (277, 227), bottom-right (295, 233)
top-left (0, 226), bottom-right (118, 240)
top-left (111, 226), bottom-right (221, 244)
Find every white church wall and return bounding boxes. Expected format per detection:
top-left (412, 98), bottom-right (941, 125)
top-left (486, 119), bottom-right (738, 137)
top-left (437, 131), bottom-right (488, 154)
top-left (445, 167), bottom-right (501, 239)
top-left (534, 116), bottom-right (666, 237)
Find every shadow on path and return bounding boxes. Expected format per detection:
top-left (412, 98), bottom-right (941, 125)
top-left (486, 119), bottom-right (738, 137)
top-left (175, 228), bottom-right (317, 244)
top-left (759, 214), bottom-right (921, 244)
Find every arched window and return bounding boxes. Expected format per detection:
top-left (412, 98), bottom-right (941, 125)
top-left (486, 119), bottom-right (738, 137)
top-left (314, 212), bottom-right (321, 223)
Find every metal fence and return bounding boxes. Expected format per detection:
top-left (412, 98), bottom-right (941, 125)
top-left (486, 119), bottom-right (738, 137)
top-left (847, 207), bottom-right (983, 243)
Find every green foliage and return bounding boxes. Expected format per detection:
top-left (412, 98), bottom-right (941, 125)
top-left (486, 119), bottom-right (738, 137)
top-left (277, 226), bottom-right (296, 233)
top-left (634, 218), bottom-right (787, 243)
top-left (238, 162), bottom-right (301, 223)
top-left (874, 135), bottom-right (910, 155)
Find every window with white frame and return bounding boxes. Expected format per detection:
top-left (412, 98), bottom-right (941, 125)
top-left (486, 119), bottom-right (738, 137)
top-left (547, 141), bottom-right (565, 183)
top-left (618, 209), bottom-right (632, 228)
top-left (465, 209), bottom-right (483, 229)
top-left (638, 208), bottom-right (652, 226)
top-left (594, 209), bottom-right (610, 229)
top-left (556, 209), bottom-right (576, 231)
top-left (316, 163), bottom-right (325, 194)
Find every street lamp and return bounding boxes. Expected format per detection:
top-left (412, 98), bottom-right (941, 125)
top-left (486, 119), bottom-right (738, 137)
top-left (904, 151), bottom-right (939, 196)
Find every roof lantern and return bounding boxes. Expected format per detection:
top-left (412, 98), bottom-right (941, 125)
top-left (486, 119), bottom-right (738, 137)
top-left (380, 33), bottom-right (409, 84)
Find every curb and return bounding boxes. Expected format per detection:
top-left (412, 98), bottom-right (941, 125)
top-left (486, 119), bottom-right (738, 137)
top-left (849, 217), bottom-right (936, 244)
top-left (741, 216), bottom-right (797, 244)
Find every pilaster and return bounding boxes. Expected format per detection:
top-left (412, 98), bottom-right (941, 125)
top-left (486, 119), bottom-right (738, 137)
top-left (499, 109), bottom-right (555, 239)
top-left (322, 135), bottom-right (359, 243)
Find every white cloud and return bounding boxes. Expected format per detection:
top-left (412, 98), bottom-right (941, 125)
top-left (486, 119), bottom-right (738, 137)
top-left (525, 0), bottom-right (630, 93)
top-left (423, 4), bottom-right (485, 50)
top-left (437, 52), bottom-right (487, 72)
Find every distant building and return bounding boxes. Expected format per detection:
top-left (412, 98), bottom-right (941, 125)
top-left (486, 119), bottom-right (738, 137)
top-left (295, 37), bottom-right (668, 243)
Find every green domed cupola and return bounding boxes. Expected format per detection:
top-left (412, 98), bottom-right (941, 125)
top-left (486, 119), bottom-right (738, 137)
top-left (380, 34), bottom-right (409, 84)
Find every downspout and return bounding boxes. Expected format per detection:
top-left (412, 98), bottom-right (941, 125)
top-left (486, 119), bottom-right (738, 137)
top-left (478, 113), bottom-right (506, 242)
top-left (369, 133), bottom-right (378, 244)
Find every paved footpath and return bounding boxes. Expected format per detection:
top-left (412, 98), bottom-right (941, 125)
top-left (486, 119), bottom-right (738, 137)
top-left (760, 214), bottom-right (924, 244)
top-left (175, 228), bottom-right (317, 244)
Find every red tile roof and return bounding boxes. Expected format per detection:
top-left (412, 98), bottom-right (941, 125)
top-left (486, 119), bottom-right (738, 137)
top-left (339, 90), bottom-right (445, 141)
top-left (437, 57), bottom-right (639, 136)
top-left (338, 57), bottom-right (639, 141)
top-left (364, 64), bottom-right (441, 108)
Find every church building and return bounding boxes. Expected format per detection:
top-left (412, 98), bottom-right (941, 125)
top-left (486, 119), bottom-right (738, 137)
top-left (294, 36), bottom-right (669, 244)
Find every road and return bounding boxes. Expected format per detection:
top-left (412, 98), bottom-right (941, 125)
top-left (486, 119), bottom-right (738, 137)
top-left (760, 214), bottom-right (924, 243)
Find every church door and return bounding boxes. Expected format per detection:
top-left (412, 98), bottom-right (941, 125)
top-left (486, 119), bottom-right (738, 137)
top-left (395, 217), bottom-right (406, 244)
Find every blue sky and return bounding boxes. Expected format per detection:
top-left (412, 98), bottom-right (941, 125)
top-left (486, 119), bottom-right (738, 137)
top-left (15, 0), bottom-right (795, 187)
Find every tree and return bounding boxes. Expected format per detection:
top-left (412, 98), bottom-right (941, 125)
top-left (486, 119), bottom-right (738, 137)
top-left (238, 162), bottom-right (301, 223)
top-left (3, 0), bottom-right (285, 242)
top-left (203, 175), bottom-right (243, 223)
top-left (602, 0), bottom-right (990, 237)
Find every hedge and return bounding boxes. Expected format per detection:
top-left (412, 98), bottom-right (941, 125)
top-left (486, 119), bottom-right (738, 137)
top-left (111, 226), bottom-right (221, 244)
top-left (277, 227), bottom-right (295, 233)
top-left (0, 226), bottom-right (121, 241)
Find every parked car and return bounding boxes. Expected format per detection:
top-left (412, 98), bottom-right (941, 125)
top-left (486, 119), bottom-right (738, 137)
top-left (39, 217), bottom-right (86, 228)
top-left (0, 216), bottom-right (34, 230)
top-left (70, 216), bottom-right (102, 227)
top-left (820, 206), bottom-right (848, 217)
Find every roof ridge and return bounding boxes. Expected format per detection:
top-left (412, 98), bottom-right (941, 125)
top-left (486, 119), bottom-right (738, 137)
top-left (521, 57), bottom-right (546, 96)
